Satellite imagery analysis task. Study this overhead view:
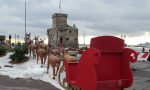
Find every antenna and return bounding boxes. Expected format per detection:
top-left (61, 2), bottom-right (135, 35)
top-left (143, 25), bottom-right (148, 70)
top-left (25, 2), bottom-right (27, 37)
top-left (59, 0), bottom-right (61, 13)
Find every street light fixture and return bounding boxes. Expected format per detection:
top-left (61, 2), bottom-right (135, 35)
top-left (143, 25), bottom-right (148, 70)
top-left (17, 35), bottom-right (19, 43)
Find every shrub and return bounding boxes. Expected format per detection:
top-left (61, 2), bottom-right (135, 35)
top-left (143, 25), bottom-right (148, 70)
top-left (0, 46), bottom-right (7, 56)
top-left (4, 45), bottom-right (13, 52)
top-left (79, 46), bottom-right (87, 50)
top-left (9, 44), bottom-right (28, 62)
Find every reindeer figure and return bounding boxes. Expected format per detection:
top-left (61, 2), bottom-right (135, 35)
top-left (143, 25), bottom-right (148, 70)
top-left (34, 36), bottom-right (40, 45)
top-left (39, 39), bottom-right (48, 49)
top-left (47, 48), bottom-right (61, 79)
top-left (25, 33), bottom-right (31, 46)
top-left (25, 33), bottom-right (32, 56)
top-left (63, 50), bottom-right (77, 62)
top-left (33, 36), bottom-right (40, 56)
top-left (36, 39), bottom-right (48, 67)
top-left (28, 40), bottom-right (37, 59)
top-left (25, 33), bottom-right (38, 58)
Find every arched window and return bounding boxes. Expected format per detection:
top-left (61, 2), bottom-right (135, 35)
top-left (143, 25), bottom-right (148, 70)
top-left (69, 31), bottom-right (72, 34)
top-left (60, 30), bottom-right (63, 33)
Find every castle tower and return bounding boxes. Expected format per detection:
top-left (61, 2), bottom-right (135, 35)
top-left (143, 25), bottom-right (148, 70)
top-left (47, 13), bottom-right (78, 48)
top-left (52, 13), bottom-right (67, 28)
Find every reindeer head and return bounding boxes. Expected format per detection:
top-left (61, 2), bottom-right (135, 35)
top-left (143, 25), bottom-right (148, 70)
top-left (25, 33), bottom-right (31, 40)
top-left (40, 39), bottom-right (45, 44)
top-left (34, 36), bottom-right (39, 40)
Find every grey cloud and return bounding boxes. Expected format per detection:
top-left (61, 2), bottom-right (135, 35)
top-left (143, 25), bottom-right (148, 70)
top-left (1, 0), bottom-right (150, 41)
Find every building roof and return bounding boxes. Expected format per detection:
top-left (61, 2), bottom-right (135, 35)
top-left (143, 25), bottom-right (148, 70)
top-left (52, 13), bottom-right (67, 18)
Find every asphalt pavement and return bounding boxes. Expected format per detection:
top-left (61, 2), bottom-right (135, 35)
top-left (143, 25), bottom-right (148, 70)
top-left (0, 75), bottom-right (60, 90)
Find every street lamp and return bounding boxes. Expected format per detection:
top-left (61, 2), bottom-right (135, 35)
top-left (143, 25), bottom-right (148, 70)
top-left (9, 34), bottom-right (12, 46)
top-left (17, 35), bottom-right (19, 43)
top-left (15, 34), bottom-right (16, 44)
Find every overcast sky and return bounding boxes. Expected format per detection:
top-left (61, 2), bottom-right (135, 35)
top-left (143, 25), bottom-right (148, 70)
top-left (1, 0), bottom-right (150, 45)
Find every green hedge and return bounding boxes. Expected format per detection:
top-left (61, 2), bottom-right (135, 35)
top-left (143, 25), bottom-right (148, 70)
top-left (0, 46), bottom-right (7, 56)
top-left (5, 45), bottom-right (13, 52)
top-left (9, 44), bottom-right (28, 62)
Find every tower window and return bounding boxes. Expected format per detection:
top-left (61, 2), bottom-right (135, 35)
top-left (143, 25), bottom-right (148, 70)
top-left (66, 38), bottom-right (69, 41)
top-left (69, 31), bottom-right (72, 34)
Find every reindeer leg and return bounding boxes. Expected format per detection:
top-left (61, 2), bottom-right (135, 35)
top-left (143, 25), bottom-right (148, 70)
top-left (53, 67), bottom-right (55, 79)
top-left (40, 55), bottom-right (43, 68)
top-left (33, 51), bottom-right (36, 59)
top-left (41, 56), bottom-right (43, 68)
top-left (28, 48), bottom-right (30, 56)
top-left (56, 64), bottom-right (60, 76)
top-left (32, 51), bottom-right (35, 59)
top-left (37, 54), bottom-right (39, 64)
top-left (47, 62), bottom-right (49, 74)
top-left (33, 49), bottom-right (36, 58)
top-left (44, 55), bottom-right (47, 64)
top-left (34, 53), bottom-right (36, 58)
top-left (30, 49), bottom-right (31, 56)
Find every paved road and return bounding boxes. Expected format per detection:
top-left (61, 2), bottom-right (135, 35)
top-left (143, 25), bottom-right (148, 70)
top-left (0, 75), bottom-right (60, 90)
top-left (133, 69), bottom-right (150, 77)
top-left (0, 70), bottom-right (147, 90)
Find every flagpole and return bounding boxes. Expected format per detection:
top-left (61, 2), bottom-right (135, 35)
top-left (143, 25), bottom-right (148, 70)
top-left (59, 0), bottom-right (61, 13)
top-left (25, 2), bottom-right (26, 37)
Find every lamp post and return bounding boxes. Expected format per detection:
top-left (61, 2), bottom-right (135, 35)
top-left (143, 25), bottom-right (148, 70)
top-left (121, 34), bottom-right (127, 47)
top-left (17, 35), bottom-right (19, 43)
top-left (121, 35), bottom-right (126, 40)
top-left (15, 34), bottom-right (16, 45)
top-left (83, 31), bottom-right (85, 47)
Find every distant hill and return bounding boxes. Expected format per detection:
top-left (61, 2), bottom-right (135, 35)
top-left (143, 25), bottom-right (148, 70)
top-left (137, 42), bottom-right (150, 48)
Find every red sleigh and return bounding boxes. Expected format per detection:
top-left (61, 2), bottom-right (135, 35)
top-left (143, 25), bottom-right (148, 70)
top-left (59, 36), bottom-right (137, 90)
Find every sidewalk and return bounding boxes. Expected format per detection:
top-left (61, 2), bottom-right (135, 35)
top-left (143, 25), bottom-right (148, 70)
top-left (0, 75), bottom-right (60, 90)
